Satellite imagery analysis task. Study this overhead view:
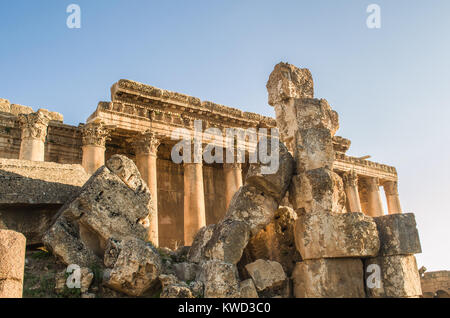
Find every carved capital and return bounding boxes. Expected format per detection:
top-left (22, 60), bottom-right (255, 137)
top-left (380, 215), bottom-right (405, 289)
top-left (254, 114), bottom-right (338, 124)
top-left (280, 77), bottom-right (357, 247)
top-left (342, 170), bottom-right (359, 188)
top-left (383, 181), bottom-right (399, 196)
top-left (132, 130), bottom-right (161, 155)
top-left (18, 111), bottom-right (50, 142)
top-left (360, 177), bottom-right (380, 192)
top-left (81, 121), bottom-right (112, 147)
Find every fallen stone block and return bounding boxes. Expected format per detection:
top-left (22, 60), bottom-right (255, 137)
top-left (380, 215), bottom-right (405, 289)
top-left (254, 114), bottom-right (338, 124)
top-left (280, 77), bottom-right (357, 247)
top-left (197, 260), bottom-right (240, 298)
top-left (373, 213), bottom-right (422, 256)
top-left (245, 259), bottom-right (286, 293)
top-left (203, 218), bottom-right (250, 264)
top-left (364, 255), bottom-right (422, 298)
top-left (289, 168), bottom-right (346, 214)
top-left (0, 229), bottom-right (26, 298)
top-left (159, 274), bottom-right (194, 298)
top-left (245, 140), bottom-right (294, 202)
top-left (174, 262), bottom-right (200, 282)
top-left (294, 210), bottom-right (379, 260)
top-left (225, 185), bottom-right (279, 236)
top-left (187, 224), bottom-right (216, 264)
top-left (103, 237), bottom-right (162, 297)
top-left (55, 267), bottom-right (94, 294)
top-left (239, 279), bottom-right (259, 298)
top-left (292, 258), bottom-right (365, 298)
top-left (44, 155), bottom-right (153, 265)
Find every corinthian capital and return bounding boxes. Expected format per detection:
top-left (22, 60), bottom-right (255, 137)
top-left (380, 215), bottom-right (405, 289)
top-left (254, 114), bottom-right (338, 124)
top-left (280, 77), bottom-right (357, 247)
top-left (81, 121), bottom-right (113, 147)
top-left (18, 111), bottom-right (51, 142)
top-left (342, 170), bottom-right (359, 188)
top-left (132, 130), bottom-right (161, 155)
top-left (383, 181), bottom-right (399, 196)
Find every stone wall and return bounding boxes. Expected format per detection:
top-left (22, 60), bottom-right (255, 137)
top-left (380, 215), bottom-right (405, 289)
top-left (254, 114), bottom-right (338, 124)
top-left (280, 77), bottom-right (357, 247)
top-left (421, 271), bottom-right (450, 298)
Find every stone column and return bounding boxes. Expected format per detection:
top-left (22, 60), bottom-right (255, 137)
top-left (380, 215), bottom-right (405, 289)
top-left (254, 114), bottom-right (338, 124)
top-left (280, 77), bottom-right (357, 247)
top-left (18, 111), bottom-right (50, 161)
top-left (183, 161), bottom-right (206, 246)
top-left (223, 163), bottom-right (243, 209)
top-left (132, 131), bottom-right (161, 246)
top-left (81, 121), bottom-right (111, 174)
top-left (0, 230), bottom-right (26, 298)
top-left (362, 177), bottom-right (384, 217)
top-left (342, 170), bottom-right (362, 213)
top-left (383, 181), bottom-right (402, 214)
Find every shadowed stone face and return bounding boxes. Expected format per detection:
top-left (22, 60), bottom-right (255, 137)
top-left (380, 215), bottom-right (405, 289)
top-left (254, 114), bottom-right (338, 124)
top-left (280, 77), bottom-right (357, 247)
top-left (266, 62), bottom-right (314, 106)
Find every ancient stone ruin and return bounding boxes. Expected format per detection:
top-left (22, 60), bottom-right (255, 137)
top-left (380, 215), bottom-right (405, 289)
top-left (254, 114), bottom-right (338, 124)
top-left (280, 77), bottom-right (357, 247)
top-left (0, 63), bottom-right (425, 298)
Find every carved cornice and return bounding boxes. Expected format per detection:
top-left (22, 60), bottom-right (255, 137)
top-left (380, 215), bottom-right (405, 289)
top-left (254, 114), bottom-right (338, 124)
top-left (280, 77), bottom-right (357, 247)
top-left (132, 130), bottom-right (161, 155)
top-left (80, 121), bottom-right (113, 147)
top-left (18, 111), bottom-right (50, 142)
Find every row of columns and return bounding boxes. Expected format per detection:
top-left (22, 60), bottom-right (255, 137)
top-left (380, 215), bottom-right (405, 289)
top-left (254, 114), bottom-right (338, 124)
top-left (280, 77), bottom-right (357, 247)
top-left (343, 170), bottom-right (402, 216)
top-left (79, 123), bottom-right (243, 246)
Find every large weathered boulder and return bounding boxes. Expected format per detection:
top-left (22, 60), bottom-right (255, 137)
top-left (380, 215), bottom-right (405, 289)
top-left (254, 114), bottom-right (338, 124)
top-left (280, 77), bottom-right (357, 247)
top-left (373, 213), bottom-right (422, 256)
top-left (43, 155), bottom-right (153, 266)
top-left (289, 169), bottom-right (346, 214)
top-left (197, 260), bottom-right (240, 298)
top-left (292, 258), bottom-right (365, 298)
top-left (0, 230), bottom-right (26, 298)
top-left (103, 237), bottom-right (162, 297)
top-left (225, 185), bottom-right (278, 236)
top-left (243, 206), bottom-right (301, 277)
top-left (245, 259), bottom-right (286, 293)
top-left (294, 211), bottom-right (379, 260)
top-left (364, 255), bottom-right (422, 298)
top-left (174, 262), bottom-right (199, 282)
top-left (55, 267), bottom-right (94, 294)
top-left (159, 274), bottom-right (194, 298)
top-left (203, 219), bottom-right (250, 264)
top-left (187, 224), bottom-right (216, 264)
top-left (245, 140), bottom-right (294, 202)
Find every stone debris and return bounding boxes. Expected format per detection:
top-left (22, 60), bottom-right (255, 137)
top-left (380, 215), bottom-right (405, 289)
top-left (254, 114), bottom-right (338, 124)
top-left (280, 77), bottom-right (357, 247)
top-left (292, 258), bottom-right (366, 298)
top-left (294, 211), bottom-right (380, 260)
top-left (0, 230), bottom-right (26, 298)
top-left (245, 259), bottom-right (286, 292)
top-left (239, 279), bottom-right (259, 298)
top-left (159, 274), bottom-right (194, 298)
top-left (55, 267), bottom-right (94, 294)
top-left (374, 213), bottom-right (422, 256)
top-left (43, 154), bottom-right (153, 267)
top-left (103, 237), bottom-right (162, 297)
top-left (187, 224), bottom-right (217, 264)
top-left (364, 255), bottom-right (422, 297)
top-left (197, 260), bottom-right (240, 298)
top-left (174, 262), bottom-right (199, 282)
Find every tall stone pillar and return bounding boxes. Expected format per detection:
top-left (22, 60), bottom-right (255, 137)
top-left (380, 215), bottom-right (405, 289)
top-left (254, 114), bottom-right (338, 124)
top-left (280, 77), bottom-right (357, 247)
top-left (18, 111), bottom-right (50, 161)
top-left (0, 230), bottom-right (26, 298)
top-left (383, 181), bottom-right (402, 214)
top-left (81, 121), bottom-right (111, 174)
top-left (362, 177), bottom-right (384, 217)
top-left (342, 170), bottom-right (362, 213)
top-left (183, 161), bottom-right (206, 246)
top-left (133, 131), bottom-right (161, 246)
top-left (223, 163), bottom-right (243, 209)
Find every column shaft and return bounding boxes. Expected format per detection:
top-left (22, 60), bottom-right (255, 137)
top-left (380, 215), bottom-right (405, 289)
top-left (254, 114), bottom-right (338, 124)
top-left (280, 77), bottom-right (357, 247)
top-left (82, 145), bottom-right (106, 175)
top-left (343, 171), bottom-right (362, 212)
top-left (224, 163), bottom-right (243, 209)
top-left (80, 121), bottom-right (111, 174)
top-left (18, 111), bottom-right (50, 162)
top-left (364, 177), bottom-right (384, 217)
top-left (183, 163), bottom-right (206, 245)
top-left (384, 181), bottom-right (402, 214)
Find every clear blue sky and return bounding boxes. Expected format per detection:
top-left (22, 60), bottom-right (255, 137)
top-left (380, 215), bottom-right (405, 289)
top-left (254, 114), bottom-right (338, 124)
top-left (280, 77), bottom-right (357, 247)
top-left (1, 1), bottom-right (449, 271)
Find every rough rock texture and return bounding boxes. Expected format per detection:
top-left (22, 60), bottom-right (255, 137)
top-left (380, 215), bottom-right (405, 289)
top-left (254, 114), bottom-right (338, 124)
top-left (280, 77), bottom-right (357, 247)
top-left (10, 104), bottom-right (33, 116)
top-left (55, 267), bottom-right (94, 294)
top-left (242, 206), bottom-right (301, 277)
top-left (421, 270), bottom-right (450, 298)
top-left (289, 169), bottom-right (346, 214)
top-left (266, 62), bottom-right (314, 106)
top-left (245, 259), bottom-right (286, 292)
top-left (294, 211), bottom-right (379, 260)
top-left (0, 230), bottom-right (26, 298)
top-left (373, 213), bottom-right (422, 256)
top-left (0, 98), bottom-right (10, 113)
top-left (292, 258), bottom-right (365, 298)
top-left (159, 274), bottom-right (194, 298)
top-left (197, 260), bottom-right (240, 298)
top-left (43, 155), bottom-right (153, 266)
top-left (103, 237), bottom-right (162, 297)
top-left (239, 279), bottom-right (259, 298)
top-left (187, 224), bottom-right (216, 264)
top-left (174, 262), bottom-right (199, 282)
top-left (203, 218), bottom-right (250, 264)
top-left (245, 140), bottom-right (294, 202)
top-left (364, 255), bottom-right (422, 298)
top-left (225, 185), bottom-right (278, 236)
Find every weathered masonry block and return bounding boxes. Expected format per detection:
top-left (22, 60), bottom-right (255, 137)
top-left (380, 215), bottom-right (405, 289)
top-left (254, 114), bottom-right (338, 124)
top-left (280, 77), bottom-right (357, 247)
top-left (0, 229), bottom-right (26, 298)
